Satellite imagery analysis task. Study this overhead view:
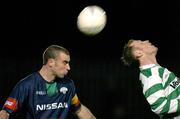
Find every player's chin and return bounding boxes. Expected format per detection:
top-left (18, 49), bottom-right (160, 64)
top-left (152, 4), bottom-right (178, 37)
top-left (155, 47), bottom-right (158, 52)
top-left (58, 72), bottom-right (68, 78)
top-left (57, 74), bottom-right (65, 79)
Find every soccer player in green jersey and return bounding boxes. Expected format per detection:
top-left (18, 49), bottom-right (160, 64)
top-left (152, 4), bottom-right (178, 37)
top-left (121, 39), bottom-right (180, 119)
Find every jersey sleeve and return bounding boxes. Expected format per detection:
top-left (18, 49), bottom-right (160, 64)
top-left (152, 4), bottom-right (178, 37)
top-left (2, 80), bottom-right (28, 115)
top-left (69, 80), bottom-right (81, 112)
top-left (71, 94), bottom-right (81, 112)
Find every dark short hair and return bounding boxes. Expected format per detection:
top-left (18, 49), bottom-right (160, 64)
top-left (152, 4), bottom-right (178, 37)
top-left (43, 45), bottom-right (70, 65)
top-left (121, 39), bottom-right (138, 66)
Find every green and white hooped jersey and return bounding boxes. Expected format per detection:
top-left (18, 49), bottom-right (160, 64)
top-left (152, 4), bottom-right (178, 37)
top-left (139, 64), bottom-right (180, 119)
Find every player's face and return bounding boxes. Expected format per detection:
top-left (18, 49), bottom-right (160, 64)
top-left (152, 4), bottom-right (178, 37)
top-left (51, 52), bottom-right (70, 78)
top-left (130, 40), bottom-right (158, 57)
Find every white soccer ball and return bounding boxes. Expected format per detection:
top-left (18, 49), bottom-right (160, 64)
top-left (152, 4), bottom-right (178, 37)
top-left (77, 5), bottom-right (107, 36)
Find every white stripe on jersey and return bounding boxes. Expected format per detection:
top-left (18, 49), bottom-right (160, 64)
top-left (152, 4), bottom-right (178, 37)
top-left (168, 100), bottom-right (179, 113)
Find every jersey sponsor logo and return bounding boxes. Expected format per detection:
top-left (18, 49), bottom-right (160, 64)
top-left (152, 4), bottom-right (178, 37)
top-left (60, 87), bottom-right (68, 94)
top-left (36, 102), bottom-right (68, 111)
top-left (170, 78), bottom-right (180, 89)
top-left (36, 91), bottom-right (46, 95)
top-left (4, 98), bottom-right (17, 111)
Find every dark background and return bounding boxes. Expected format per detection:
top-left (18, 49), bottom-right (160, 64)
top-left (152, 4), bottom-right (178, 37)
top-left (0, 0), bottom-right (180, 119)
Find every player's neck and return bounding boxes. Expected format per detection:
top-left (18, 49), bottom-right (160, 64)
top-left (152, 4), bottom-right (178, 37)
top-left (39, 66), bottom-right (55, 82)
top-left (139, 55), bottom-right (158, 67)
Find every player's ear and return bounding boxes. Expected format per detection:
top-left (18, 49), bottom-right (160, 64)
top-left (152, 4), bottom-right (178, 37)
top-left (48, 58), bottom-right (55, 67)
top-left (134, 50), bottom-right (143, 58)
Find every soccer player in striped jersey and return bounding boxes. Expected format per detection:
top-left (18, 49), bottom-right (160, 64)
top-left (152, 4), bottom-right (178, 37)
top-left (0, 45), bottom-right (96, 119)
top-left (121, 39), bottom-right (180, 119)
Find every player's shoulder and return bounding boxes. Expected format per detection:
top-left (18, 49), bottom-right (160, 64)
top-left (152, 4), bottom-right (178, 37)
top-left (61, 77), bottom-right (77, 93)
top-left (57, 77), bottom-right (76, 89)
top-left (61, 76), bottom-right (74, 84)
top-left (17, 72), bottom-right (38, 86)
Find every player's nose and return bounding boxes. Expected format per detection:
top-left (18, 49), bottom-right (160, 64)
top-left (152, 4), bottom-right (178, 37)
top-left (66, 64), bottom-right (70, 70)
top-left (144, 40), bottom-right (149, 43)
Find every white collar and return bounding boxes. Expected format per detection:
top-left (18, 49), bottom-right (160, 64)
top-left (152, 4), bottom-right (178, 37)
top-left (139, 64), bottom-right (158, 70)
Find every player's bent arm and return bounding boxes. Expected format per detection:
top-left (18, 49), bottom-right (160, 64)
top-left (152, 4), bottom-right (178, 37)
top-left (76, 104), bottom-right (96, 119)
top-left (0, 110), bottom-right (9, 119)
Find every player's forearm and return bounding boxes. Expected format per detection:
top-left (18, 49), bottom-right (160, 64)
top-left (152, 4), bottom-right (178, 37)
top-left (0, 110), bottom-right (9, 119)
top-left (76, 104), bottom-right (96, 119)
